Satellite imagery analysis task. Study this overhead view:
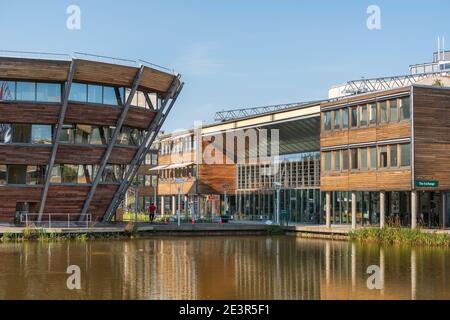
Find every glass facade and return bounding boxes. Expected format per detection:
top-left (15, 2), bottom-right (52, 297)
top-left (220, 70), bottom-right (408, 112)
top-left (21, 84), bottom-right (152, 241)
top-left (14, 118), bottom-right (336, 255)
top-left (0, 165), bottom-right (46, 185)
top-left (0, 81), bottom-right (61, 103)
top-left (0, 124), bottom-right (54, 144)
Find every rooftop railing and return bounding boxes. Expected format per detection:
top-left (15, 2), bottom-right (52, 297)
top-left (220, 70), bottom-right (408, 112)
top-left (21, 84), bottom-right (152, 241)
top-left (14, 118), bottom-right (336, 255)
top-left (0, 49), bottom-right (71, 61)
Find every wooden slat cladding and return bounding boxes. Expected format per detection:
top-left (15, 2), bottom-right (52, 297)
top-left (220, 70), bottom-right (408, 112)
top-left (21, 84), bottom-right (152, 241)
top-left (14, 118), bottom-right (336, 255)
top-left (140, 66), bottom-right (176, 95)
top-left (45, 185), bottom-right (89, 214)
top-left (158, 180), bottom-right (196, 195)
top-left (321, 122), bottom-right (411, 148)
top-left (198, 164), bottom-right (236, 194)
top-left (321, 170), bottom-right (411, 192)
top-left (413, 86), bottom-right (450, 190)
top-left (88, 184), bottom-right (119, 221)
top-left (0, 103), bottom-right (59, 124)
top-left (0, 187), bottom-right (42, 220)
top-left (124, 107), bottom-right (156, 130)
top-left (56, 145), bottom-right (136, 164)
top-left (0, 58), bottom-right (69, 81)
top-left (73, 60), bottom-right (136, 87)
top-left (0, 145), bottom-right (51, 164)
top-left (159, 152), bottom-right (195, 166)
top-left (66, 103), bottom-right (155, 129)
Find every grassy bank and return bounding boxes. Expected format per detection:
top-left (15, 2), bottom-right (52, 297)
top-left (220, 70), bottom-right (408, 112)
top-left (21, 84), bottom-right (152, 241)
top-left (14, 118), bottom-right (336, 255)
top-left (350, 227), bottom-right (450, 247)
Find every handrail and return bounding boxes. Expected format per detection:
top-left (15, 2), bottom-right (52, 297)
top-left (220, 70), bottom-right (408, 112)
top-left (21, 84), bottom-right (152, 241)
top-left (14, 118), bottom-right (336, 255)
top-left (19, 213), bottom-right (92, 229)
top-left (0, 50), bottom-right (71, 61)
top-left (73, 52), bottom-right (137, 67)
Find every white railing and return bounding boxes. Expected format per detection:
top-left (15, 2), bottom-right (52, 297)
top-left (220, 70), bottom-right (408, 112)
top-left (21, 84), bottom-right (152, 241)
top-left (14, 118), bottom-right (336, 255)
top-left (0, 50), bottom-right (71, 61)
top-left (18, 213), bottom-right (92, 229)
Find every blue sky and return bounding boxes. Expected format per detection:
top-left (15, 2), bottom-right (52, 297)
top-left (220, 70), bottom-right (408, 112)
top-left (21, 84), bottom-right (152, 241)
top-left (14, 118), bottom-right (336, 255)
top-left (1, 0), bottom-right (449, 132)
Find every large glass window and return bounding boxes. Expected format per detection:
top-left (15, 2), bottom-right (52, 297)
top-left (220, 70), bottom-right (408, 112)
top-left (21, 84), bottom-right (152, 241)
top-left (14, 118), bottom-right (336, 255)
top-left (342, 149), bottom-right (349, 170)
top-left (360, 105), bottom-right (367, 127)
top-left (361, 147), bottom-right (367, 171)
top-left (103, 165), bottom-right (124, 183)
top-left (380, 101), bottom-right (388, 123)
top-left (69, 83), bottom-right (87, 102)
top-left (90, 127), bottom-right (108, 145)
top-left (36, 83), bottom-right (61, 102)
top-left (31, 125), bottom-right (53, 144)
top-left (16, 82), bottom-right (36, 101)
top-left (103, 86), bottom-right (122, 106)
top-left (400, 97), bottom-right (411, 120)
top-left (334, 150), bottom-right (341, 172)
top-left (88, 85), bottom-right (103, 104)
top-left (323, 112), bottom-right (332, 131)
top-left (116, 127), bottom-right (142, 146)
top-left (369, 103), bottom-right (377, 125)
top-left (379, 146), bottom-right (388, 168)
top-left (369, 146), bottom-right (377, 170)
top-left (26, 165), bottom-right (46, 185)
top-left (324, 152), bottom-right (331, 172)
top-left (350, 107), bottom-right (358, 128)
top-left (342, 109), bottom-right (348, 129)
top-left (0, 124), bottom-right (11, 143)
top-left (390, 99), bottom-right (398, 122)
top-left (400, 143), bottom-right (411, 167)
top-left (8, 165), bottom-right (27, 184)
top-left (78, 165), bottom-right (93, 184)
top-left (333, 110), bottom-right (340, 130)
top-left (390, 145), bottom-right (398, 167)
top-left (0, 81), bottom-right (15, 100)
top-left (351, 148), bottom-right (359, 170)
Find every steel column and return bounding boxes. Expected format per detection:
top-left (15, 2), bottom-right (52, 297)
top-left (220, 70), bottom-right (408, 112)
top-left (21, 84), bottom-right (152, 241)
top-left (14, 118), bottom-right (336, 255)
top-left (38, 60), bottom-right (78, 220)
top-left (103, 77), bottom-right (183, 222)
top-left (79, 65), bottom-right (145, 220)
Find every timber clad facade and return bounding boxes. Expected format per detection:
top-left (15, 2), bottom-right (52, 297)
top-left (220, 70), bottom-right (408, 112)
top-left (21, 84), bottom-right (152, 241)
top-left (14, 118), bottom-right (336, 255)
top-left (321, 85), bottom-right (450, 229)
top-left (0, 55), bottom-right (182, 223)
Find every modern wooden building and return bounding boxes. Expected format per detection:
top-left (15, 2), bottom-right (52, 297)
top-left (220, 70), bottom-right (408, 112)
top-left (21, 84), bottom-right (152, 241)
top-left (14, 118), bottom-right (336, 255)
top-left (321, 84), bottom-right (450, 229)
top-left (0, 52), bottom-right (182, 223)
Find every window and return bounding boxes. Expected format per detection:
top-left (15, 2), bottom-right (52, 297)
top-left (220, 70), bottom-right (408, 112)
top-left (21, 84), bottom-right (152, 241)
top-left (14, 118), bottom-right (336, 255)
top-left (12, 124), bottom-right (32, 143)
top-left (369, 103), bottom-right (377, 125)
top-left (350, 107), bottom-right (358, 128)
top-left (103, 86), bottom-right (123, 106)
top-left (333, 110), bottom-right (341, 129)
top-left (8, 165), bottom-right (27, 184)
top-left (50, 165), bottom-right (62, 183)
top-left (361, 148), bottom-right (367, 171)
top-left (380, 101), bottom-right (388, 123)
top-left (351, 149), bottom-right (359, 170)
top-left (342, 149), bottom-right (349, 170)
top-left (379, 146), bottom-right (388, 168)
top-left (0, 81), bottom-right (15, 100)
top-left (36, 83), bottom-right (61, 102)
top-left (103, 165), bottom-right (124, 183)
top-left (334, 150), bottom-right (341, 172)
top-left (390, 99), bottom-right (398, 122)
top-left (400, 143), bottom-right (411, 167)
top-left (0, 124), bottom-right (11, 143)
top-left (69, 83), bottom-right (87, 102)
top-left (63, 165), bottom-right (78, 183)
top-left (324, 152), bottom-right (331, 172)
top-left (26, 166), bottom-right (46, 185)
top-left (400, 97), bottom-right (410, 120)
top-left (323, 112), bottom-right (332, 131)
top-left (390, 145), bottom-right (398, 167)
top-left (88, 85), bottom-right (103, 104)
top-left (16, 82), bottom-right (35, 101)
top-left (78, 165), bottom-right (93, 184)
top-left (90, 127), bottom-right (108, 145)
top-left (31, 125), bottom-right (53, 144)
top-left (342, 109), bottom-right (349, 129)
top-left (369, 146), bottom-right (377, 170)
top-left (0, 165), bottom-right (6, 185)
top-left (360, 105), bottom-right (367, 127)
top-left (117, 127), bottom-right (142, 146)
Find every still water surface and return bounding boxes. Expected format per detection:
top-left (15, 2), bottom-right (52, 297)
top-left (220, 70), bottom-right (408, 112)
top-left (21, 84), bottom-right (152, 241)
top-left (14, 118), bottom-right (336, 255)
top-left (0, 236), bottom-right (449, 300)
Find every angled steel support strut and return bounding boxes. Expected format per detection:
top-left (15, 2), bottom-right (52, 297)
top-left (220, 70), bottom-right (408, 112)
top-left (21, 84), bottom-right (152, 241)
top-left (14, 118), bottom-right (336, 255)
top-left (38, 60), bottom-right (78, 221)
top-left (79, 65), bottom-right (145, 221)
top-left (103, 76), bottom-right (183, 222)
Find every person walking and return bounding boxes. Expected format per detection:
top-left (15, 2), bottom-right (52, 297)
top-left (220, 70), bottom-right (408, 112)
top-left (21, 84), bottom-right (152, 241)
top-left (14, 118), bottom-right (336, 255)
top-left (148, 203), bottom-right (157, 223)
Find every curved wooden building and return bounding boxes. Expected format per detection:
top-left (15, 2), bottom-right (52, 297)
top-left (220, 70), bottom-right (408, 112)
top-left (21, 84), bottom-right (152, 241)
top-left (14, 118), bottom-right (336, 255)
top-left (0, 53), bottom-right (183, 223)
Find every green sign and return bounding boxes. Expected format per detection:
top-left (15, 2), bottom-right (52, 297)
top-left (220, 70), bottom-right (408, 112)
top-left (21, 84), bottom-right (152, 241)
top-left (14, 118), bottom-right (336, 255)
top-left (415, 180), bottom-right (439, 188)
